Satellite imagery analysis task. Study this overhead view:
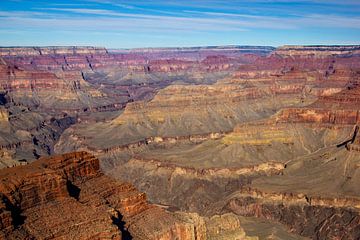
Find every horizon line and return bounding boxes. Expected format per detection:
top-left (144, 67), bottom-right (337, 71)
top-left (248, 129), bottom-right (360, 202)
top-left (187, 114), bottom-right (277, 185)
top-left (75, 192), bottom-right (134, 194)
top-left (1, 44), bottom-right (360, 50)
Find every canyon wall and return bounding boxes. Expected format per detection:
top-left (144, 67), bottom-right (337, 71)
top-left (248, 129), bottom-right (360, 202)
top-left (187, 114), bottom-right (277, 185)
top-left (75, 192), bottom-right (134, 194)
top-left (0, 151), bottom-right (258, 239)
top-left (0, 45), bottom-right (267, 166)
top-left (2, 45), bottom-right (360, 239)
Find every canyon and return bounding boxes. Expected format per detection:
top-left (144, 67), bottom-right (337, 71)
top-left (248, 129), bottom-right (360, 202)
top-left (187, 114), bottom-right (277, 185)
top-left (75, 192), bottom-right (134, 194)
top-left (0, 151), bottom-right (260, 239)
top-left (1, 45), bottom-right (360, 239)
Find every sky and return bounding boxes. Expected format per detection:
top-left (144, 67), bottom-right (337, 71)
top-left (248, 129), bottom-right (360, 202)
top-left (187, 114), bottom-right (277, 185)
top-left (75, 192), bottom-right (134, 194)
top-left (0, 0), bottom-right (359, 48)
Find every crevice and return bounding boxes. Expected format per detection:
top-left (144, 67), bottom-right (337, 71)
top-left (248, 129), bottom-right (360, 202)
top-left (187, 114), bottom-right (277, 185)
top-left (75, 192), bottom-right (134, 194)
top-left (66, 181), bottom-right (81, 200)
top-left (111, 210), bottom-right (133, 240)
top-left (1, 194), bottom-right (26, 227)
top-left (337, 125), bottom-right (359, 148)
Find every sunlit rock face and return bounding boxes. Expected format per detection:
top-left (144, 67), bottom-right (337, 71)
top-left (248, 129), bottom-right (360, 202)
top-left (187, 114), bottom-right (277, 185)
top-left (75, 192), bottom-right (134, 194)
top-left (1, 45), bottom-right (360, 239)
top-left (0, 151), bottom-right (258, 240)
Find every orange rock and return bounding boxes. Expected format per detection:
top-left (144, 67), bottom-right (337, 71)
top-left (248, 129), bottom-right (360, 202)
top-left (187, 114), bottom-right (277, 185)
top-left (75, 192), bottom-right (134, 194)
top-left (1, 151), bottom-right (240, 240)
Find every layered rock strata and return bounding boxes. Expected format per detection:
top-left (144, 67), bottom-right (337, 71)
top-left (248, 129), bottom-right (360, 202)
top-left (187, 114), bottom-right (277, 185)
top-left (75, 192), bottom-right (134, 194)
top-left (214, 86), bottom-right (360, 239)
top-left (0, 151), bottom-right (256, 239)
top-left (3, 45), bottom-right (360, 239)
top-left (219, 140), bottom-right (360, 239)
top-left (274, 45), bottom-right (360, 57)
top-left (1, 46), bottom-right (266, 166)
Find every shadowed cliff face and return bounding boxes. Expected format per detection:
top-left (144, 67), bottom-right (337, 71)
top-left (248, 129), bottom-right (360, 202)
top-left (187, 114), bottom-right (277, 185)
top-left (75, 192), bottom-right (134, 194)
top-left (2, 45), bottom-right (360, 239)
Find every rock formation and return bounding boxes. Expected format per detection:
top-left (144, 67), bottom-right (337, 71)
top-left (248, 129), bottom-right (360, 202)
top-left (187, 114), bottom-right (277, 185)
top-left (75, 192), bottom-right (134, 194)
top-left (0, 46), bottom-right (267, 166)
top-left (0, 151), bottom-right (259, 239)
top-left (2, 45), bottom-right (360, 239)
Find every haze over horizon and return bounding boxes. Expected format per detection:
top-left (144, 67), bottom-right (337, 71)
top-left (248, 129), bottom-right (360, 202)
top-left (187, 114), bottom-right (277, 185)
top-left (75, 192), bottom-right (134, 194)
top-left (0, 0), bottom-right (360, 48)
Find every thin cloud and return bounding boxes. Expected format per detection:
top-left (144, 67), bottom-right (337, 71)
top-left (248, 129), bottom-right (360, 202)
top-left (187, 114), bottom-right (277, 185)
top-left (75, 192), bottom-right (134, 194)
top-left (28, 8), bottom-right (294, 29)
top-left (0, 0), bottom-right (359, 47)
top-left (184, 10), bottom-right (360, 29)
top-left (3, 7), bottom-right (360, 33)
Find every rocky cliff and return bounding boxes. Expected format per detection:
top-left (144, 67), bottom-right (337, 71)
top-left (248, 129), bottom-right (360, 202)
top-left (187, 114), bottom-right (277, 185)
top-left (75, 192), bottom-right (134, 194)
top-left (0, 151), bottom-right (258, 240)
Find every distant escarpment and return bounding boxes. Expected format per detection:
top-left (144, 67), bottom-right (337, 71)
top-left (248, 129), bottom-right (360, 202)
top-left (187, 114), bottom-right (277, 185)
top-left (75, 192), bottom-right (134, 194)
top-left (2, 45), bottom-right (359, 114)
top-left (0, 46), bottom-right (268, 166)
top-left (1, 46), bottom-right (264, 111)
top-left (0, 46), bottom-right (108, 56)
top-left (274, 45), bottom-right (360, 57)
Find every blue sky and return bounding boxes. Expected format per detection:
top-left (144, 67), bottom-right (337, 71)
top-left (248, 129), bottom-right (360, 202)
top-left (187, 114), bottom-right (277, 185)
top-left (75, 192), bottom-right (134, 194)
top-left (0, 0), bottom-right (359, 48)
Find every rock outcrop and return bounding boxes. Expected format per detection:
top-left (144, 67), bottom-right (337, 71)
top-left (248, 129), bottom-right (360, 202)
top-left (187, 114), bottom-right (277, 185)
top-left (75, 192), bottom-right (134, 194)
top-left (0, 151), bottom-right (255, 239)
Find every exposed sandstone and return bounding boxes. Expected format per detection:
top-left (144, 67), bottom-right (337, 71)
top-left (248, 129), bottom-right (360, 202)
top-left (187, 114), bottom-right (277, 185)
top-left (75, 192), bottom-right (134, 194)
top-left (0, 151), bottom-right (254, 239)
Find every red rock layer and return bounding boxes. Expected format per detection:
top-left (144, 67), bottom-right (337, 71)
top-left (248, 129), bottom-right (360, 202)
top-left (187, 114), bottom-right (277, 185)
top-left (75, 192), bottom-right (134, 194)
top-left (275, 86), bottom-right (360, 126)
top-left (276, 108), bottom-right (360, 125)
top-left (0, 152), bottom-right (208, 239)
top-left (0, 62), bottom-right (82, 91)
top-left (0, 46), bottom-right (264, 72)
top-left (0, 46), bottom-right (266, 115)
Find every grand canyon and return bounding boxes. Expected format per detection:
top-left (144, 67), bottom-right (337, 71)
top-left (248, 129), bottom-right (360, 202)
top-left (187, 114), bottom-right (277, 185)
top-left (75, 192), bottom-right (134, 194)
top-left (0, 44), bottom-right (359, 239)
